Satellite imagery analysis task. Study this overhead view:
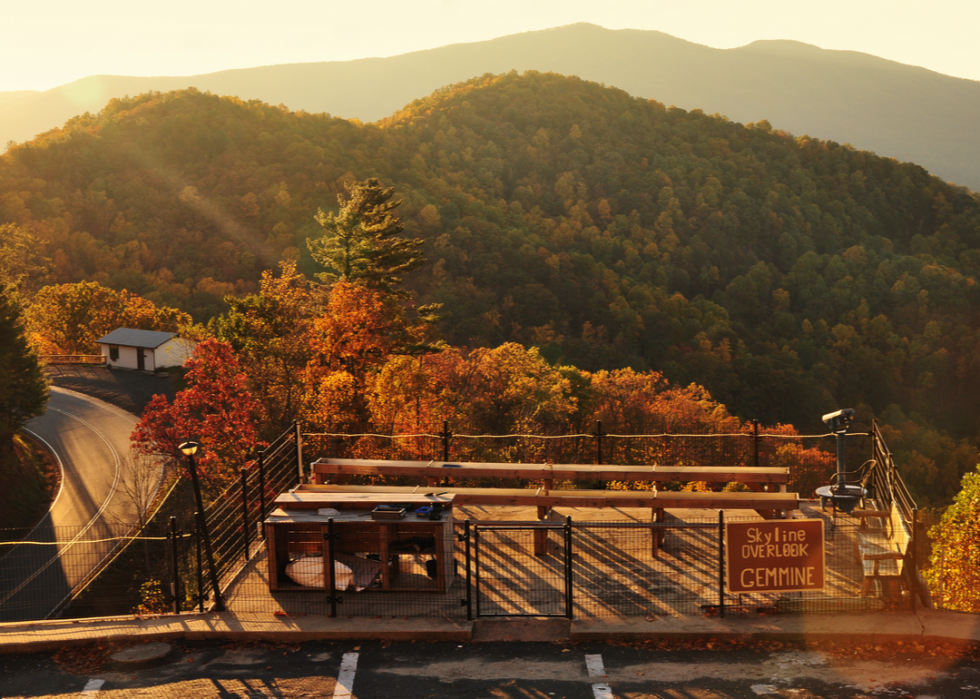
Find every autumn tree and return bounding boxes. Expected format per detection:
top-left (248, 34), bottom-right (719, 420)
top-left (131, 339), bottom-right (262, 493)
top-left (211, 261), bottom-right (317, 436)
top-left (0, 223), bottom-right (51, 304)
top-left (926, 466), bottom-right (980, 612)
top-left (364, 343), bottom-right (576, 437)
top-left (25, 281), bottom-right (192, 355)
top-left (302, 282), bottom-right (407, 432)
top-left (307, 178), bottom-right (425, 296)
top-left (0, 285), bottom-right (48, 444)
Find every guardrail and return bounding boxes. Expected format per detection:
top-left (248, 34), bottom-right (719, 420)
top-left (39, 354), bottom-right (106, 365)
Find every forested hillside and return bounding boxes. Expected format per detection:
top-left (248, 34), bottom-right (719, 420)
top-left (4, 23), bottom-right (980, 190)
top-left (3, 72), bottom-right (980, 503)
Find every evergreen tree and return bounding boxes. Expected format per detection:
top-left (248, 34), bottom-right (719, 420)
top-left (0, 284), bottom-right (48, 442)
top-left (307, 178), bottom-right (425, 296)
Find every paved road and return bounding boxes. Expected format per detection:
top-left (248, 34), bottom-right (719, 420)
top-left (0, 387), bottom-right (150, 622)
top-left (1, 638), bottom-right (977, 698)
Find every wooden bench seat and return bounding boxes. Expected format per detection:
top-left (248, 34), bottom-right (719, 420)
top-left (310, 458), bottom-right (789, 492)
top-left (288, 484), bottom-right (800, 558)
top-left (287, 483), bottom-right (799, 512)
top-left (849, 509), bottom-right (889, 529)
top-left (853, 503), bottom-right (910, 599)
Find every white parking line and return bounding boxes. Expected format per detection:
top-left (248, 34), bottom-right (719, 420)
top-left (333, 652), bottom-right (359, 698)
top-left (80, 678), bottom-right (105, 695)
top-left (585, 654), bottom-right (613, 699)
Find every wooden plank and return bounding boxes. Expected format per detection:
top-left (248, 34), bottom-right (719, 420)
top-left (289, 484), bottom-right (799, 511)
top-left (310, 458), bottom-right (789, 483)
top-left (275, 492), bottom-right (455, 509)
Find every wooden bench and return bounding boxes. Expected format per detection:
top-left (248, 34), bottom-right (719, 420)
top-left (853, 502), bottom-right (911, 599)
top-left (309, 458), bottom-right (792, 556)
top-left (289, 484), bottom-right (800, 557)
top-left (310, 458), bottom-right (789, 493)
top-left (848, 508), bottom-right (890, 529)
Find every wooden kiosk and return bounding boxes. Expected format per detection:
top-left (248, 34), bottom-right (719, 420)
top-left (265, 492), bottom-right (456, 593)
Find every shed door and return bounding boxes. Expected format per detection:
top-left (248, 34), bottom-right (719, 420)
top-left (137, 349), bottom-right (145, 371)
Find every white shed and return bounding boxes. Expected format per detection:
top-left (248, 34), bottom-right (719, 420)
top-left (96, 328), bottom-right (196, 372)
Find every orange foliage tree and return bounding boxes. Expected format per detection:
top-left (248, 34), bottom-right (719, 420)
top-left (210, 261), bottom-right (317, 437)
top-left (302, 281), bottom-right (440, 433)
top-left (26, 281), bottom-right (192, 355)
top-left (366, 344), bottom-right (577, 437)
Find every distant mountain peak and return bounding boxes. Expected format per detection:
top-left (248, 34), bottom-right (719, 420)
top-left (1, 25), bottom-right (978, 190)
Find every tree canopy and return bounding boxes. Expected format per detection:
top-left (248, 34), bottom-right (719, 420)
top-left (926, 466), bottom-right (980, 612)
top-left (25, 281), bottom-right (193, 355)
top-left (0, 285), bottom-right (48, 441)
top-left (4, 73), bottom-right (980, 503)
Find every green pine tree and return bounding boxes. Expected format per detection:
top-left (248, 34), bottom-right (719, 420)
top-left (0, 284), bottom-right (48, 441)
top-left (307, 178), bottom-right (425, 296)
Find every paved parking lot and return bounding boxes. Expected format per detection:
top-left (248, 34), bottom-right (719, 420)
top-left (2, 637), bottom-right (979, 698)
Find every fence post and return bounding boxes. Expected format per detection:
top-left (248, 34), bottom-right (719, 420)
top-left (240, 467), bottom-right (250, 562)
top-left (327, 518), bottom-right (337, 618)
top-left (910, 508), bottom-right (919, 611)
top-left (195, 512), bottom-right (204, 613)
top-left (719, 510), bottom-right (725, 619)
top-left (594, 420), bottom-right (604, 465)
top-left (258, 451), bottom-right (266, 537)
top-left (474, 524), bottom-right (481, 618)
top-left (442, 420), bottom-right (452, 462)
top-left (169, 516), bottom-right (179, 614)
top-left (295, 421), bottom-right (304, 484)
top-left (565, 515), bottom-right (574, 619)
top-left (752, 419), bottom-right (760, 468)
top-left (464, 519), bottom-right (472, 621)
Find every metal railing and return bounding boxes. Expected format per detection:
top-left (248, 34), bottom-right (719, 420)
top-left (0, 421), bottom-right (935, 622)
top-left (300, 422), bottom-right (866, 499)
top-left (39, 355), bottom-right (106, 365)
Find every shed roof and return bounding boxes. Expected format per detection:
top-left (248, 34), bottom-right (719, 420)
top-left (96, 328), bottom-right (179, 349)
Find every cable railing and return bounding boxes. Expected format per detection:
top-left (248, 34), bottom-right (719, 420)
top-left (300, 422), bottom-right (867, 499)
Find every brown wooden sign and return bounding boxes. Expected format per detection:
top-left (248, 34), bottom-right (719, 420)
top-left (726, 520), bottom-right (825, 593)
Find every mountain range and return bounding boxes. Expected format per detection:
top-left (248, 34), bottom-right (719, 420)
top-left (2, 23), bottom-right (979, 191)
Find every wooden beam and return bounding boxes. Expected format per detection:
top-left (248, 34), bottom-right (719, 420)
top-left (310, 458), bottom-right (789, 483)
top-left (287, 484), bottom-right (800, 512)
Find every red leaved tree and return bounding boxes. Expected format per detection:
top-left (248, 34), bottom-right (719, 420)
top-left (131, 339), bottom-right (264, 493)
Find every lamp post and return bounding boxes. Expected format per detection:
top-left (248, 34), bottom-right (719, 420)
top-left (179, 441), bottom-right (225, 612)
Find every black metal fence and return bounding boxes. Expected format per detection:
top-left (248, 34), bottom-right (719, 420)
top-left (0, 520), bottom-right (190, 623)
top-left (193, 425), bottom-right (303, 609)
top-left (0, 421), bottom-right (934, 623)
top-left (218, 509), bottom-right (916, 620)
top-left (301, 423), bottom-right (869, 500)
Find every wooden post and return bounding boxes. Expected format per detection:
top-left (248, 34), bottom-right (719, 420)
top-left (534, 477), bottom-right (554, 556)
top-left (651, 507), bottom-right (665, 557)
top-left (294, 421), bottom-right (304, 485)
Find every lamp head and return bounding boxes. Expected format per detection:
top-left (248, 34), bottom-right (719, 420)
top-left (178, 441), bottom-right (200, 457)
top-left (821, 408), bottom-right (855, 433)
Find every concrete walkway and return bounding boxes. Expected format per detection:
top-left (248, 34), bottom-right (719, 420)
top-left (1, 608), bottom-right (977, 654)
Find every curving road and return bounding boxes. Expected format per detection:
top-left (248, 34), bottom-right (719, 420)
top-left (0, 387), bottom-right (153, 622)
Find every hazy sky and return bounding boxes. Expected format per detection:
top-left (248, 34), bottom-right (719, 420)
top-left (4, 0), bottom-right (979, 93)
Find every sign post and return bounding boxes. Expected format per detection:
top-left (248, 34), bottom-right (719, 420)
top-left (726, 520), bottom-right (825, 594)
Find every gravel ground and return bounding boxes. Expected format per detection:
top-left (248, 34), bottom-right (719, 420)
top-left (44, 365), bottom-right (178, 416)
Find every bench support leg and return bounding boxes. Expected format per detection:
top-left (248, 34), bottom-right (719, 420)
top-left (534, 506), bottom-right (551, 556)
top-left (651, 508), bottom-right (665, 557)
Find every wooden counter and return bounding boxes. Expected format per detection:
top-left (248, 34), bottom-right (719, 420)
top-left (265, 493), bottom-right (455, 593)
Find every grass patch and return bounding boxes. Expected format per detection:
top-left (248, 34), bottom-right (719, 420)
top-left (0, 432), bottom-right (61, 533)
